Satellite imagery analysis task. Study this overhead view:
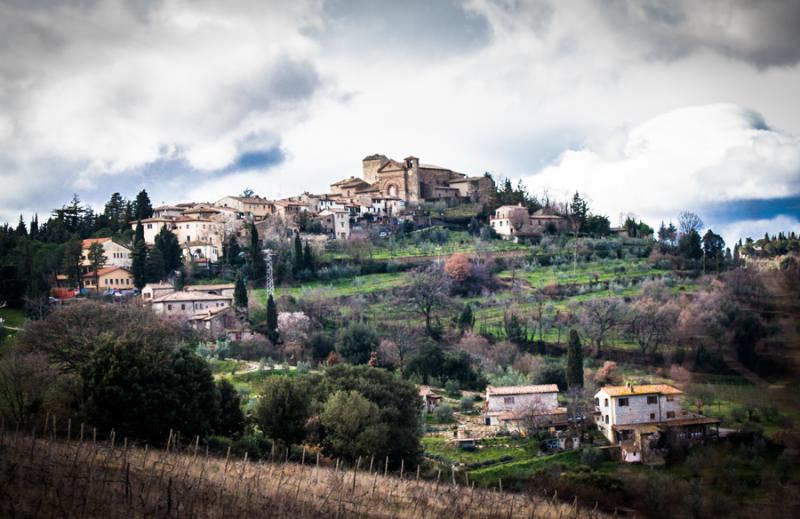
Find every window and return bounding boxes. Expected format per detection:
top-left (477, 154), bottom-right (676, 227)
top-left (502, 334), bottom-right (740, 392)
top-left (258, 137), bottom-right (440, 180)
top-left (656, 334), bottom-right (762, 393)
top-left (168, 304), bottom-right (172, 310)
top-left (604, 415), bottom-right (609, 424)
top-left (618, 398), bottom-right (629, 407)
top-left (604, 398), bottom-right (609, 407)
top-left (503, 396), bottom-right (515, 405)
top-left (647, 396), bottom-right (658, 405)
top-left (594, 398), bottom-right (600, 406)
top-left (666, 396), bottom-right (674, 402)
top-left (650, 413), bottom-right (656, 420)
top-left (181, 304), bottom-right (185, 310)
top-left (666, 411), bottom-right (676, 419)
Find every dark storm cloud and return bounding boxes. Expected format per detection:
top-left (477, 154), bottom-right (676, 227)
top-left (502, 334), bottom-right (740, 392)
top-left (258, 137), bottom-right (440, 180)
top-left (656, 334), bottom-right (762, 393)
top-left (599, 0), bottom-right (800, 67)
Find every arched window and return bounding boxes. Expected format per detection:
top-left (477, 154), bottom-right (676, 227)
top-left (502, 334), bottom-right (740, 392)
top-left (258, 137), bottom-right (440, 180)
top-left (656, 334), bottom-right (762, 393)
top-left (387, 184), bottom-right (398, 197)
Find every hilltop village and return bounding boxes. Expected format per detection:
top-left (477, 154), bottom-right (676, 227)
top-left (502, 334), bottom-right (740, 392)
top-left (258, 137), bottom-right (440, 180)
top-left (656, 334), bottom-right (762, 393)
top-left (1, 152), bottom-right (798, 518)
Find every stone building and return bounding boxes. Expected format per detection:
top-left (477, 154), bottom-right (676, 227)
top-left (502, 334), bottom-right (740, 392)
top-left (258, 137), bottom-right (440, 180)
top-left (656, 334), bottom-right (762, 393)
top-left (594, 383), bottom-right (720, 463)
top-left (331, 154), bottom-right (494, 205)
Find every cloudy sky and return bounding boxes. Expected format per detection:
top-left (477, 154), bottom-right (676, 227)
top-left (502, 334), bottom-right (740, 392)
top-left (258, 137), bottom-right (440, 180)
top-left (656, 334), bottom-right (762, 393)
top-left (1, 0), bottom-right (799, 244)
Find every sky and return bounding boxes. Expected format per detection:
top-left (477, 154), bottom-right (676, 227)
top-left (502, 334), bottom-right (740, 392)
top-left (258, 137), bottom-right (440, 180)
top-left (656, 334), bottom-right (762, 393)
top-left (1, 0), bottom-right (799, 245)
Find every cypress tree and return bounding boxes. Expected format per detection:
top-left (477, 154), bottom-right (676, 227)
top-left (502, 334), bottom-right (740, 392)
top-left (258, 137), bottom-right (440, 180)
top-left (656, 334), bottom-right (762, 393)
top-left (134, 221), bottom-right (145, 243)
top-left (146, 246), bottom-right (165, 283)
top-left (566, 329), bottom-right (584, 388)
top-left (248, 223), bottom-right (266, 284)
top-left (293, 230), bottom-right (302, 274)
top-left (155, 225), bottom-right (182, 276)
top-left (303, 241), bottom-right (314, 274)
top-left (458, 303), bottom-right (474, 333)
top-left (234, 271), bottom-right (248, 308)
top-left (131, 223), bottom-right (148, 290)
top-left (266, 293), bottom-right (279, 343)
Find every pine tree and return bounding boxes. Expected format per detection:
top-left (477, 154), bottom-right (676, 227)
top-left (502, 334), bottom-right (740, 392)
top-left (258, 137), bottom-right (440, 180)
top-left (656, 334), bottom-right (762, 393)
top-left (29, 214), bottom-right (39, 239)
top-left (15, 215), bottom-right (27, 237)
top-left (566, 329), bottom-right (584, 388)
top-left (62, 234), bottom-right (83, 290)
top-left (87, 242), bottom-right (107, 290)
top-left (266, 293), bottom-right (279, 343)
top-left (146, 246), bottom-right (165, 283)
top-left (131, 238), bottom-right (148, 289)
top-left (134, 190), bottom-right (153, 220)
top-left (103, 192), bottom-right (126, 232)
top-left (234, 271), bottom-right (248, 308)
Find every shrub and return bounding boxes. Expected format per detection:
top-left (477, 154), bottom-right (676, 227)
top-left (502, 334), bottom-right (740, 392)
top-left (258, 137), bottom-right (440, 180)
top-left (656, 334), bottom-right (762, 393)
top-left (580, 447), bottom-right (605, 469)
top-left (444, 379), bottom-right (461, 396)
top-left (433, 403), bottom-right (453, 422)
top-left (459, 396), bottom-right (474, 413)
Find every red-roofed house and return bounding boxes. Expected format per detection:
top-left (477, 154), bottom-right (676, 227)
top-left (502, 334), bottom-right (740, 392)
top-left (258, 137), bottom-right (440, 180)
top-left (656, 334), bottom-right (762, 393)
top-left (82, 266), bottom-right (134, 293)
top-left (81, 237), bottom-right (132, 272)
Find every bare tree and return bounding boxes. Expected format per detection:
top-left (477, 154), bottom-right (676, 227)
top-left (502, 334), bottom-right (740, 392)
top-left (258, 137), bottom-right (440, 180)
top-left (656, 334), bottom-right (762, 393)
top-left (678, 211), bottom-right (704, 235)
top-left (404, 266), bottom-right (451, 337)
top-left (574, 298), bottom-right (626, 357)
top-left (626, 299), bottom-right (680, 355)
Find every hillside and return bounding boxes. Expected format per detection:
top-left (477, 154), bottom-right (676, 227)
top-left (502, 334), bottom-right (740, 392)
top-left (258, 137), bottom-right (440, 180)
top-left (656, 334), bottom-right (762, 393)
top-left (0, 431), bottom-right (608, 519)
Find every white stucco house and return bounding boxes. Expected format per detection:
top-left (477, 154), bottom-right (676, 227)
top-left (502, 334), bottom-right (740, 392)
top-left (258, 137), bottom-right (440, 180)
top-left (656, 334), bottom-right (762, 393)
top-left (484, 384), bottom-right (566, 429)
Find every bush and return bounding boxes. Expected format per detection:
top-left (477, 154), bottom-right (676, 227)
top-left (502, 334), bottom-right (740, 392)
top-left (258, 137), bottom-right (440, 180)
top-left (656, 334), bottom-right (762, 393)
top-left (459, 396), bottom-right (475, 413)
top-left (580, 447), bottom-right (605, 469)
top-left (433, 403), bottom-right (454, 422)
top-left (444, 379), bottom-right (461, 396)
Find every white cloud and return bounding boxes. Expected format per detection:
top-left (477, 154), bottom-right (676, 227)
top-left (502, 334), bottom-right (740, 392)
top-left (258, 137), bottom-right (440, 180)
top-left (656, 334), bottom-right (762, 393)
top-left (528, 103), bottom-right (800, 226)
top-left (717, 215), bottom-right (800, 248)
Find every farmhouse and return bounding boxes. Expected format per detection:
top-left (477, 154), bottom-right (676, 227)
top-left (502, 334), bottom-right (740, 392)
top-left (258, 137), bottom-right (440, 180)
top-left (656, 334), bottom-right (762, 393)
top-left (484, 384), bottom-right (566, 430)
top-left (594, 383), bottom-right (720, 463)
top-left (490, 204), bottom-right (569, 241)
top-left (80, 238), bottom-right (132, 272)
top-left (150, 291), bottom-right (233, 319)
top-left (82, 266), bottom-right (134, 293)
top-left (419, 386), bottom-right (443, 413)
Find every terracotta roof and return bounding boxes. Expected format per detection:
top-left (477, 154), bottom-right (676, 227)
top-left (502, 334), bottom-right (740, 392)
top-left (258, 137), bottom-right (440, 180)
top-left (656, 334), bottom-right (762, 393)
top-left (185, 284), bottom-right (235, 291)
top-left (82, 266), bottom-right (130, 278)
top-left (599, 384), bottom-right (683, 397)
top-left (419, 163), bottom-right (451, 171)
top-left (486, 384), bottom-right (559, 396)
top-left (418, 386), bottom-right (441, 398)
top-left (153, 292), bottom-right (232, 303)
top-left (81, 237), bottom-right (111, 247)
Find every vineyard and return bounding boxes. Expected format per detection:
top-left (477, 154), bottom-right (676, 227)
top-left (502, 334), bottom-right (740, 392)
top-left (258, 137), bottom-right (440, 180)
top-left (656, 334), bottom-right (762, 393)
top-left (0, 426), bottom-right (609, 519)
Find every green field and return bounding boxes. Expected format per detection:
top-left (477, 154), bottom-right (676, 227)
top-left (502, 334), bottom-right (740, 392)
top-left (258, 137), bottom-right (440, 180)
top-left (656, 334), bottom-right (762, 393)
top-left (0, 307), bottom-right (26, 329)
top-left (498, 260), bottom-right (669, 288)
top-left (254, 272), bottom-right (408, 303)
top-left (423, 435), bottom-right (535, 466)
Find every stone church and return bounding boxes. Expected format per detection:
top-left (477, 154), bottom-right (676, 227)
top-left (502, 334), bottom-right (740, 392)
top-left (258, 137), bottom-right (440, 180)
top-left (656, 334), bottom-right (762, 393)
top-left (330, 154), bottom-right (494, 205)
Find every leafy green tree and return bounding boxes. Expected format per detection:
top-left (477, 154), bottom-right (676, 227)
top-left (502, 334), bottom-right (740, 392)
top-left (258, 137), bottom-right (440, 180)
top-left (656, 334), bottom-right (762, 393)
top-left (320, 390), bottom-right (387, 462)
top-left (319, 365), bottom-right (422, 465)
top-left (87, 242), bottom-right (107, 289)
top-left (266, 294), bottom-right (279, 343)
top-left (215, 379), bottom-right (245, 437)
top-left (134, 190), bottom-right (153, 221)
top-left (224, 234), bottom-right (242, 267)
top-left (155, 225), bottom-right (182, 275)
top-left (309, 332), bottom-right (335, 363)
top-left (337, 323), bottom-right (379, 365)
top-left (234, 271), bottom-right (248, 308)
top-left (81, 338), bottom-right (219, 442)
top-left (174, 268), bottom-right (186, 290)
top-left (255, 376), bottom-right (311, 446)
top-left (702, 229), bottom-right (725, 272)
top-left (566, 329), bottom-right (584, 388)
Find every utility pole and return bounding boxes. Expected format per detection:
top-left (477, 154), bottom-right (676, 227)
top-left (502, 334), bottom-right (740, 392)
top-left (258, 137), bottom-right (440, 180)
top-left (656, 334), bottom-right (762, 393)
top-left (262, 249), bottom-right (274, 297)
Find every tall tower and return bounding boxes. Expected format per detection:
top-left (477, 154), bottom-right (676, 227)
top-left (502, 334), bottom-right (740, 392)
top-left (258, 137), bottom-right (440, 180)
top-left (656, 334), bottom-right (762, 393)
top-left (404, 156), bottom-right (421, 202)
top-left (362, 154), bottom-right (388, 184)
